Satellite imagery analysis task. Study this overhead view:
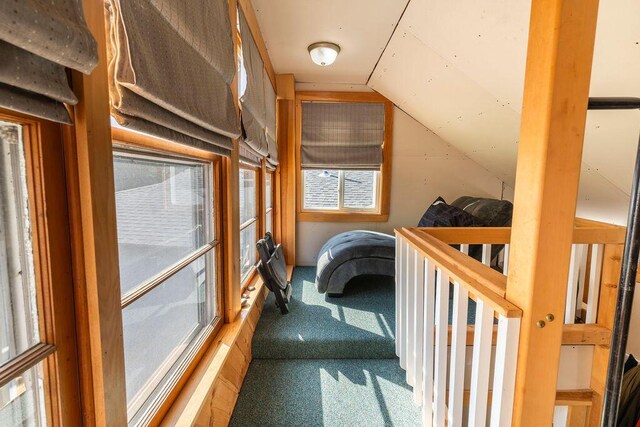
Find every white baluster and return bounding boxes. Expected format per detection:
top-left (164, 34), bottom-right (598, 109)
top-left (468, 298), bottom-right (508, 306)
top-left (490, 315), bottom-right (521, 427)
top-left (433, 268), bottom-right (450, 426)
top-left (448, 280), bottom-right (468, 426)
top-left (413, 255), bottom-right (425, 404)
top-left (576, 244), bottom-right (588, 320)
top-left (460, 244), bottom-right (469, 256)
top-left (503, 244), bottom-right (510, 276)
top-left (395, 237), bottom-right (402, 358)
top-left (586, 244), bottom-right (604, 323)
top-left (406, 247), bottom-right (416, 386)
top-left (398, 238), bottom-right (407, 368)
top-left (565, 244), bottom-right (580, 324)
top-left (422, 259), bottom-right (436, 427)
top-left (552, 406), bottom-right (569, 427)
top-left (468, 299), bottom-right (494, 427)
top-left (482, 244), bottom-right (492, 266)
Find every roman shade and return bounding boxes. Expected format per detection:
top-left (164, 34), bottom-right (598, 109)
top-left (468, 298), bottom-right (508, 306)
top-left (239, 11), bottom-right (268, 157)
top-left (108, 0), bottom-right (239, 156)
top-left (0, 0), bottom-right (99, 123)
top-left (265, 74), bottom-right (278, 165)
top-left (239, 141), bottom-right (262, 168)
top-left (301, 102), bottom-right (385, 170)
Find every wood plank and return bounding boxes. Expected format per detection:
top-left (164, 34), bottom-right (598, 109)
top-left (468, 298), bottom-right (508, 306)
top-left (562, 324), bottom-right (611, 346)
top-left (296, 91), bottom-right (389, 103)
top-left (298, 211), bottom-right (390, 222)
top-left (555, 390), bottom-right (594, 407)
top-left (64, 1), bottom-right (128, 424)
top-left (588, 244), bottom-right (622, 426)
top-left (414, 226), bottom-right (625, 245)
top-left (276, 74), bottom-right (296, 264)
top-left (505, 0), bottom-right (599, 424)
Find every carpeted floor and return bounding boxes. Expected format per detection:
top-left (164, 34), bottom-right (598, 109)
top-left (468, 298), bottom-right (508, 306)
top-left (232, 266), bottom-right (475, 426)
top-left (252, 267), bottom-right (396, 359)
top-left (229, 359), bottom-right (421, 427)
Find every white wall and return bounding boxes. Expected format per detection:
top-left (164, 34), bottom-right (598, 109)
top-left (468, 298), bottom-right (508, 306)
top-left (296, 106), bottom-right (512, 265)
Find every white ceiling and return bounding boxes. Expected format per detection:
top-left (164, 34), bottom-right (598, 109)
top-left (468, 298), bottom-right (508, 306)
top-left (253, 0), bottom-right (640, 224)
top-left (251, 0), bottom-right (409, 84)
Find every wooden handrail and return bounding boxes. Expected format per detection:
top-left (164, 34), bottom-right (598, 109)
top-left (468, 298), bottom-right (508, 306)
top-left (414, 223), bottom-right (625, 245)
top-left (397, 228), bottom-right (522, 318)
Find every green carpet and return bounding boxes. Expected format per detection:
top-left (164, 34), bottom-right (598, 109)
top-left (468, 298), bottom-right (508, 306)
top-left (229, 359), bottom-right (421, 427)
top-left (252, 267), bottom-right (397, 359)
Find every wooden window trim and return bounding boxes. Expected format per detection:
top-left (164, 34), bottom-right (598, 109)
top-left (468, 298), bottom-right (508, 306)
top-left (110, 127), bottom-right (225, 426)
top-left (295, 92), bottom-right (393, 222)
top-left (0, 109), bottom-right (82, 424)
top-left (239, 163), bottom-right (260, 288)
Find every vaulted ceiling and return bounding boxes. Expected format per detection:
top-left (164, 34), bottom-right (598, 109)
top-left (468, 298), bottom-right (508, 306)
top-left (253, 0), bottom-right (640, 224)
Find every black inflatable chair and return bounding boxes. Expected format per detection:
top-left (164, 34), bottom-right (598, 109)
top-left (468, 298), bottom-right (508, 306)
top-left (256, 232), bottom-right (292, 314)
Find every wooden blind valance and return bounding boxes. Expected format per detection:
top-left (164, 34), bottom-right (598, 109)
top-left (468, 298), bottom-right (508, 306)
top-left (0, 0), bottom-right (99, 123)
top-left (301, 102), bottom-right (385, 170)
top-left (108, 0), bottom-right (240, 156)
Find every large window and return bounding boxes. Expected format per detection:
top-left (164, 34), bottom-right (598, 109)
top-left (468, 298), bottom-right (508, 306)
top-left (113, 148), bottom-right (220, 424)
top-left (239, 166), bottom-right (258, 285)
top-left (296, 93), bottom-right (393, 221)
top-left (0, 116), bottom-right (80, 425)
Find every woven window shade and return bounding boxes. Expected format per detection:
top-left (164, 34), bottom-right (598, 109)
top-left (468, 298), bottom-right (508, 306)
top-left (239, 10), bottom-right (268, 157)
top-left (301, 102), bottom-right (385, 170)
top-left (264, 73), bottom-right (278, 166)
top-left (108, 0), bottom-right (239, 156)
top-left (0, 0), bottom-right (98, 123)
top-left (239, 141), bottom-right (262, 168)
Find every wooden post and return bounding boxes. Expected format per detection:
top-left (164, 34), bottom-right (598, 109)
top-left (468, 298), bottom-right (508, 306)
top-left (276, 74), bottom-right (296, 264)
top-left (64, 0), bottom-right (127, 424)
top-left (225, 0), bottom-right (242, 323)
top-left (506, 0), bottom-right (599, 425)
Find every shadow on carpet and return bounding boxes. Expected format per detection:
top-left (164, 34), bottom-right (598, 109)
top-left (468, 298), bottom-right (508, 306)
top-left (252, 267), bottom-right (397, 359)
top-left (229, 359), bottom-right (421, 427)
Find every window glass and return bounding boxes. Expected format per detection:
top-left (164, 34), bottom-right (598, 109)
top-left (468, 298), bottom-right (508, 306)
top-left (0, 363), bottom-right (46, 426)
top-left (123, 252), bottom-right (214, 417)
top-left (343, 170), bottom-right (376, 209)
top-left (0, 122), bottom-right (45, 426)
top-left (0, 122), bottom-right (39, 362)
top-left (114, 154), bottom-right (212, 295)
top-left (303, 169), bottom-right (339, 209)
top-left (266, 210), bottom-right (273, 235)
top-left (113, 149), bottom-right (217, 422)
top-left (240, 222), bottom-right (257, 281)
top-left (239, 168), bottom-right (257, 224)
top-left (265, 172), bottom-right (272, 209)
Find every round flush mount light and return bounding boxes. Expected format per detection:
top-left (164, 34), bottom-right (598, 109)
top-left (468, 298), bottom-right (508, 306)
top-left (308, 42), bottom-right (341, 66)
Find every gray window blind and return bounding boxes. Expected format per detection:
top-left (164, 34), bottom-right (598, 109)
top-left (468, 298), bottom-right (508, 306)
top-left (109, 0), bottom-right (239, 156)
top-left (301, 102), bottom-right (385, 170)
top-left (239, 11), bottom-right (268, 158)
top-left (265, 72), bottom-right (278, 166)
top-left (0, 0), bottom-right (99, 123)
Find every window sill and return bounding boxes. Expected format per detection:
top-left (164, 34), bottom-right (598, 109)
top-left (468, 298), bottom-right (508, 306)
top-left (298, 211), bottom-right (389, 223)
top-left (160, 265), bottom-right (293, 426)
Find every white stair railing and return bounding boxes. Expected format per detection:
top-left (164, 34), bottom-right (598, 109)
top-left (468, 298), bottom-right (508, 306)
top-left (396, 229), bottom-right (522, 427)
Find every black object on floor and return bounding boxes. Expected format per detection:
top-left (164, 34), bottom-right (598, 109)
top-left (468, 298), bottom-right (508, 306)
top-left (256, 232), bottom-right (292, 314)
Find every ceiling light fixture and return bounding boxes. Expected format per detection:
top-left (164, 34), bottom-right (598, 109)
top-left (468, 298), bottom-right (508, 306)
top-left (308, 42), bottom-right (340, 67)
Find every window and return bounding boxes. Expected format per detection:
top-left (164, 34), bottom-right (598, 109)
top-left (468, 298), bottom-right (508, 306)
top-left (265, 170), bottom-right (274, 235)
top-left (239, 166), bottom-right (258, 284)
top-left (303, 169), bottom-right (379, 211)
top-left (113, 148), bottom-right (221, 424)
top-left (0, 116), bottom-right (80, 425)
top-left (296, 93), bottom-right (393, 221)
top-left (0, 121), bottom-right (46, 426)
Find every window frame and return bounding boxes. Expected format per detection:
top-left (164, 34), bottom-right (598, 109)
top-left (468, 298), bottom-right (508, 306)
top-left (265, 167), bottom-right (275, 236)
top-left (295, 92), bottom-right (393, 222)
top-left (111, 128), bottom-right (225, 426)
top-left (239, 162), bottom-right (260, 288)
top-left (0, 109), bottom-right (82, 425)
